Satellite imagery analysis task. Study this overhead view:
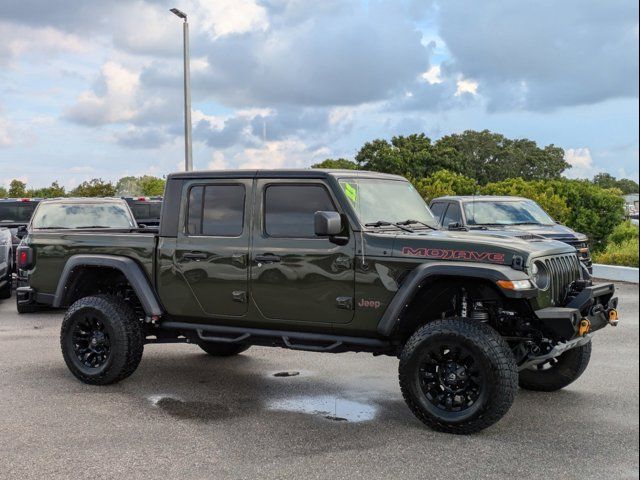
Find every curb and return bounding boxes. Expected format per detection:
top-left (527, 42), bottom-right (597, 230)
top-left (592, 264), bottom-right (639, 284)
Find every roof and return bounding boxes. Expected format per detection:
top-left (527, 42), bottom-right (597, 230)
top-left (432, 195), bottom-right (531, 202)
top-left (167, 169), bottom-right (406, 181)
top-left (36, 197), bottom-right (128, 204)
top-left (624, 193), bottom-right (639, 201)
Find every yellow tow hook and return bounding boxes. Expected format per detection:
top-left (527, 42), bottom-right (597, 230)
top-left (608, 309), bottom-right (619, 327)
top-left (578, 319), bottom-right (591, 337)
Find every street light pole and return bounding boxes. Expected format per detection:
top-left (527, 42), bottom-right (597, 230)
top-left (170, 8), bottom-right (193, 172)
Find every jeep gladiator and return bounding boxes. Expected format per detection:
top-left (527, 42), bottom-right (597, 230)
top-left (16, 170), bottom-right (619, 433)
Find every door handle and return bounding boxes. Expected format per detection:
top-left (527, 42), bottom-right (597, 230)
top-left (183, 251), bottom-right (208, 260)
top-left (255, 254), bottom-right (281, 264)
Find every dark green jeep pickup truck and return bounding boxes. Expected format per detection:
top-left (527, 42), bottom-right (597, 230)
top-left (16, 170), bottom-right (619, 433)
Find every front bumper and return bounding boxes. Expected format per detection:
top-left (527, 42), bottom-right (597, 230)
top-left (535, 283), bottom-right (618, 341)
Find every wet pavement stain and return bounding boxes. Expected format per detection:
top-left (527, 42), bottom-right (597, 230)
top-left (273, 371), bottom-right (300, 377)
top-left (266, 395), bottom-right (378, 422)
top-left (147, 394), bottom-right (236, 422)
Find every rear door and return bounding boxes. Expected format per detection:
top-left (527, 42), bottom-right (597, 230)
top-left (250, 179), bottom-right (355, 325)
top-left (171, 179), bottom-right (252, 318)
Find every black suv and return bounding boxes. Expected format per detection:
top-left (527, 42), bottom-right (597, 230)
top-left (0, 198), bottom-right (41, 269)
top-left (429, 196), bottom-right (592, 272)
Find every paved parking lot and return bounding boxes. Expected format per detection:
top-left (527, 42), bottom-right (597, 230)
top-left (1, 282), bottom-right (638, 480)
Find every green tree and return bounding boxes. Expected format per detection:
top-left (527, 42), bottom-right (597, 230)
top-left (27, 181), bottom-right (65, 198)
top-left (115, 176), bottom-right (141, 196)
top-left (355, 134), bottom-right (452, 178)
top-left (413, 170), bottom-right (478, 202)
top-left (434, 130), bottom-right (569, 184)
top-left (548, 179), bottom-right (625, 251)
top-left (70, 179), bottom-right (116, 197)
top-left (311, 158), bottom-right (359, 170)
top-left (8, 179), bottom-right (27, 197)
top-left (139, 176), bottom-right (166, 196)
top-left (593, 173), bottom-right (639, 194)
top-left (0, 186), bottom-right (7, 198)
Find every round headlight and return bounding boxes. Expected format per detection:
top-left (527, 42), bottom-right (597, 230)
top-left (531, 260), bottom-right (550, 290)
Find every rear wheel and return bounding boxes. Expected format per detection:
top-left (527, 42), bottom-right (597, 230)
top-left (519, 342), bottom-right (592, 392)
top-left (0, 267), bottom-right (11, 299)
top-left (399, 317), bottom-right (518, 434)
top-left (197, 341), bottom-right (250, 357)
top-left (60, 295), bottom-right (144, 385)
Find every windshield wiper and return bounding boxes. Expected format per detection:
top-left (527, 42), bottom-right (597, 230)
top-left (510, 222), bottom-right (543, 226)
top-left (397, 219), bottom-right (438, 231)
top-left (364, 220), bottom-right (414, 233)
top-left (35, 226), bottom-right (70, 230)
top-left (75, 225), bottom-right (113, 229)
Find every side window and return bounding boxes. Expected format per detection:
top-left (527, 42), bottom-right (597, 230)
top-left (429, 202), bottom-right (447, 223)
top-left (442, 203), bottom-right (463, 227)
top-left (265, 184), bottom-right (336, 238)
top-left (187, 184), bottom-right (245, 236)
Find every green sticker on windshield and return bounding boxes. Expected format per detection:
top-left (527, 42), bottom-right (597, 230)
top-left (343, 182), bottom-right (358, 202)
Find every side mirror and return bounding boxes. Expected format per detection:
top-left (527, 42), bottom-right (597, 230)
top-left (314, 211), bottom-right (342, 236)
top-left (16, 225), bottom-right (28, 239)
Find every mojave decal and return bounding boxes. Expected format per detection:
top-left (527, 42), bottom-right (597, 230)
top-left (401, 247), bottom-right (506, 264)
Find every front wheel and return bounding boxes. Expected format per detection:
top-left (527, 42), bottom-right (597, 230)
top-left (60, 295), bottom-right (144, 385)
top-left (399, 318), bottom-right (518, 434)
top-left (0, 265), bottom-right (11, 299)
top-left (519, 342), bottom-right (592, 392)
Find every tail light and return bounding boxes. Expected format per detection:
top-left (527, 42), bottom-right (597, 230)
top-left (17, 246), bottom-right (34, 270)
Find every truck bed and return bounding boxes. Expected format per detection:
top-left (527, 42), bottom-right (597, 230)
top-left (23, 231), bottom-right (157, 298)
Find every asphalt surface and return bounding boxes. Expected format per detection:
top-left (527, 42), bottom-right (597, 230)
top-left (0, 283), bottom-right (638, 480)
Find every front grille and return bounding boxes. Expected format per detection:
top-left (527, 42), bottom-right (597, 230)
top-left (542, 253), bottom-right (582, 305)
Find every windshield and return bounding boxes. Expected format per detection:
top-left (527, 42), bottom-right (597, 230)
top-left (0, 203), bottom-right (38, 224)
top-left (338, 178), bottom-right (439, 228)
top-left (31, 202), bottom-right (136, 229)
top-left (463, 200), bottom-right (555, 226)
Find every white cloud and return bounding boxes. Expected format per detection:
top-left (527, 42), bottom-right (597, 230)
top-left (193, 0), bottom-right (269, 38)
top-left (208, 151), bottom-right (228, 170)
top-left (0, 21), bottom-right (88, 64)
top-left (455, 77), bottom-right (478, 96)
top-left (65, 61), bottom-right (165, 126)
top-left (237, 140), bottom-right (327, 169)
top-left (564, 147), bottom-right (600, 179)
top-left (0, 115), bottom-right (12, 147)
top-left (422, 65), bottom-right (443, 84)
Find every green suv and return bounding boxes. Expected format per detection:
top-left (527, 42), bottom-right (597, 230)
top-left (16, 170), bottom-right (619, 433)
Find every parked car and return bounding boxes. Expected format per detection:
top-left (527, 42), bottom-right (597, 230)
top-left (430, 196), bottom-right (593, 272)
top-left (16, 170), bottom-right (618, 434)
top-left (0, 198), bottom-right (41, 268)
top-left (0, 227), bottom-right (12, 298)
top-left (122, 196), bottom-right (163, 227)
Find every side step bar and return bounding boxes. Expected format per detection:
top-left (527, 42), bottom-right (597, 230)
top-left (160, 321), bottom-right (392, 353)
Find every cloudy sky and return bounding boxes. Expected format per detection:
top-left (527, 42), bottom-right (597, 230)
top-left (0, 0), bottom-right (638, 189)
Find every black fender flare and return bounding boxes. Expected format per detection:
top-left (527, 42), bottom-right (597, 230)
top-left (52, 254), bottom-right (163, 316)
top-left (376, 261), bottom-right (537, 336)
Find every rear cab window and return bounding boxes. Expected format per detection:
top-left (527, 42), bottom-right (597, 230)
top-left (187, 184), bottom-right (245, 237)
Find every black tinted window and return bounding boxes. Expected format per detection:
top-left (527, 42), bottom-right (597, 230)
top-left (430, 203), bottom-right (446, 223)
top-left (187, 185), bottom-right (245, 236)
top-left (0, 203), bottom-right (38, 223)
top-left (442, 203), bottom-right (463, 227)
top-left (265, 185), bottom-right (336, 238)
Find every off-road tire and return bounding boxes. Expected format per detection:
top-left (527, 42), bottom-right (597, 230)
top-left (60, 295), bottom-right (144, 385)
top-left (16, 299), bottom-right (38, 313)
top-left (0, 268), bottom-right (11, 299)
top-left (399, 317), bottom-right (518, 434)
top-left (197, 341), bottom-right (250, 357)
top-left (519, 342), bottom-right (592, 392)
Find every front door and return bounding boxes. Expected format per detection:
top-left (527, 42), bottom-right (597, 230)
top-left (172, 179), bottom-right (252, 318)
top-left (250, 180), bottom-right (355, 325)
